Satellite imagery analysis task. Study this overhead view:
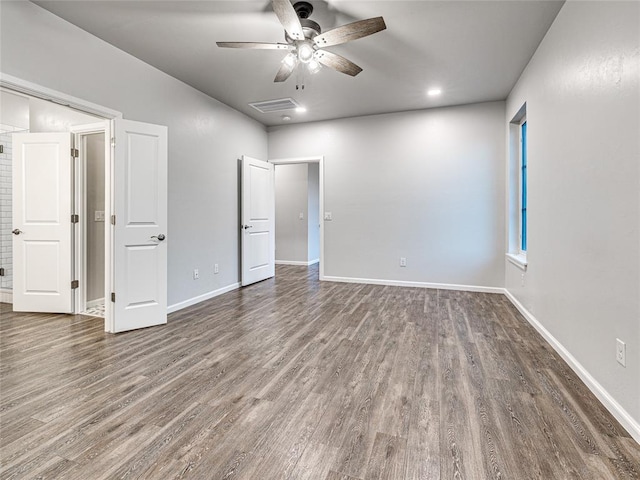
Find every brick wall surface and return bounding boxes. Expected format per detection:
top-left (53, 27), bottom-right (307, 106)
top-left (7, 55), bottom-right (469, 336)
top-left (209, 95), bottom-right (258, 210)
top-left (0, 133), bottom-right (13, 290)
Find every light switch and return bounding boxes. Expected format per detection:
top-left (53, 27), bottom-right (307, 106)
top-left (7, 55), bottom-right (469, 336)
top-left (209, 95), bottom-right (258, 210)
top-left (324, 212), bottom-right (332, 221)
top-left (299, 212), bottom-right (304, 220)
top-left (95, 211), bottom-right (105, 222)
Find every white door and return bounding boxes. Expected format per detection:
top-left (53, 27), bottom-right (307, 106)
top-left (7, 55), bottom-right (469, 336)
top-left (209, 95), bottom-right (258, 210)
top-left (12, 133), bottom-right (74, 313)
top-left (112, 119), bottom-right (168, 332)
top-left (241, 155), bottom-right (275, 286)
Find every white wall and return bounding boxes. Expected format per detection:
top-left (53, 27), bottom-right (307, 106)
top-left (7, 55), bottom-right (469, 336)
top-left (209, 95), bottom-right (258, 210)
top-left (0, 1), bottom-right (268, 307)
top-left (29, 96), bottom-right (100, 132)
top-left (269, 102), bottom-right (506, 289)
top-left (506, 1), bottom-right (639, 436)
top-left (0, 90), bottom-right (28, 130)
top-left (85, 133), bottom-right (105, 303)
top-left (275, 163), bottom-right (309, 264)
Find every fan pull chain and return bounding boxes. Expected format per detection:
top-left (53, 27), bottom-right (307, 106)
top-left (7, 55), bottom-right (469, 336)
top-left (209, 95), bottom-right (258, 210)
top-left (295, 66), bottom-right (306, 91)
top-left (296, 64), bottom-right (306, 90)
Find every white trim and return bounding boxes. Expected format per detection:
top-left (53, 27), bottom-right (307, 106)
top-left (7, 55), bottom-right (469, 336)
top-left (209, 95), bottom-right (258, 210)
top-left (0, 288), bottom-right (13, 304)
top-left (269, 156), bottom-right (325, 280)
top-left (167, 283), bottom-right (240, 314)
top-left (322, 275), bottom-right (504, 294)
top-left (506, 252), bottom-right (528, 271)
top-left (269, 156), bottom-right (322, 164)
top-left (275, 259), bottom-right (319, 266)
top-left (0, 73), bottom-right (122, 119)
top-left (504, 289), bottom-right (640, 444)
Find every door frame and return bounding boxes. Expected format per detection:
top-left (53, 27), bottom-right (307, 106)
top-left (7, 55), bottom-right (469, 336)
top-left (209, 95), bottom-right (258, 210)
top-left (1, 73), bottom-right (122, 332)
top-left (70, 123), bottom-right (110, 320)
top-left (269, 156), bottom-right (325, 280)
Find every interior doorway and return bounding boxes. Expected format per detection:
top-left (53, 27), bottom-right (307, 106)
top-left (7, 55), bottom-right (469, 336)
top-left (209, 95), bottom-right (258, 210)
top-left (71, 125), bottom-right (108, 318)
top-left (270, 156), bottom-right (325, 279)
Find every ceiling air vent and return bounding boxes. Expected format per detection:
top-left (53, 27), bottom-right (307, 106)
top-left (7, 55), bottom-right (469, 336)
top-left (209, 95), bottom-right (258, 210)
top-left (249, 98), bottom-right (300, 114)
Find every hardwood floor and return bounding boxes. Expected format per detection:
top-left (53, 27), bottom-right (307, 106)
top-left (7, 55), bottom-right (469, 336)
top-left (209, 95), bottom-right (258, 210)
top-left (1, 264), bottom-right (638, 479)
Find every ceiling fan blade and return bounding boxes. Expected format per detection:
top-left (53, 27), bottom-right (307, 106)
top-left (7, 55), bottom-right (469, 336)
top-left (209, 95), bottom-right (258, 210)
top-left (315, 50), bottom-right (363, 77)
top-left (314, 17), bottom-right (386, 48)
top-left (216, 42), bottom-right (293, 50)
top-left (272, 0), bottom-right (304, 41)
top-left (274, 57), bottom-right (297, 82)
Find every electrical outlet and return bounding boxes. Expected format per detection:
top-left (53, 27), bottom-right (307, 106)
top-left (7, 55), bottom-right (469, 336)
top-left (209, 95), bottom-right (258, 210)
top-left (400, 257), bottom-right (407, 267)
top-left (214, 264), bottom-right (219, 274)
top-left (193, 268), bottom-right (199, 280)
top-left (616, 338), bottom-right (626, 367)
top-left (299, 212), bottom-right (304, 220)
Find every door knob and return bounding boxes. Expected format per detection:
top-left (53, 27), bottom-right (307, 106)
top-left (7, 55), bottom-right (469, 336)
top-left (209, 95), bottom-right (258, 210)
top-left (243, 225), bottom-right (253, 230)
top-left (12, 229), bottom-right (22, 235)
top-left (151, 233), bottom-right (166, 241)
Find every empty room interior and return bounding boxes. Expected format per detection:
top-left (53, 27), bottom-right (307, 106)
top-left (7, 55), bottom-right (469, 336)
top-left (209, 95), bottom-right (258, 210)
top-left (0, 0), bottom-right (639, 478)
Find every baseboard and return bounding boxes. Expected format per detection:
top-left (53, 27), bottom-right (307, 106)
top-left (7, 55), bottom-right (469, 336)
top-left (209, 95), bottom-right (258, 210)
top-left (321, 275), bottom-right (504, 294)
top-left (0, 288), bottom-right (12, 304)
top-left (276, 260), bottom-right (319, 266)
top-left (167, 283), bottom-right (240, 314)
top-left (504, 289), bottom-right (640, 444)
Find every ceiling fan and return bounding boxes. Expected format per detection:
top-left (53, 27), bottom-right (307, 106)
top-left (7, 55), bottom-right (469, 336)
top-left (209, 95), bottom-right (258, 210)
top-left (216, 0), bottom-right (386, 83)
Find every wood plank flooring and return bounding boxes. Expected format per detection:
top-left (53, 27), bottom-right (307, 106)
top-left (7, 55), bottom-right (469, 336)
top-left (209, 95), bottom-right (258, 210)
top-left (1, 264), bottom-right (638, 479)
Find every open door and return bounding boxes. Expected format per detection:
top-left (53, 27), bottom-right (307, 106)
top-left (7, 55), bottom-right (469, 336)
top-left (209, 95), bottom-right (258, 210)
top-left (241, 155), bottom-right (275, 286)
top-left (111, 119), bottom-right (168, 332)
top-left (12, 133), bottom-right (74, 313)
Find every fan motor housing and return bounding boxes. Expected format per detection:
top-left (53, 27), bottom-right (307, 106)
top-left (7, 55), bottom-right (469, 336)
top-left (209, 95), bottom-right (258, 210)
top-left (293, 1), bottom-right (313, 18)
top-left (285, 18), bottom-right (321, 43)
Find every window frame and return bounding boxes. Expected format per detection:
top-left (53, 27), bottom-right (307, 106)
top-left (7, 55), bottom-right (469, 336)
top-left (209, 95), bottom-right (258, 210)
top-left (506, 103), bottom-right (528, 271)
top-left (519, 118), bottom-right (527, 254)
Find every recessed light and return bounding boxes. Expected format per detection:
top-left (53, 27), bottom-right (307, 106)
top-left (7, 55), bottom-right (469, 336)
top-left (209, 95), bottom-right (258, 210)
top-left (427, 88), bottom-right (442, 96)
top-left (296, 106), bottom-right (307, 113)
top-left (282, 115), bottom-right (291, 121)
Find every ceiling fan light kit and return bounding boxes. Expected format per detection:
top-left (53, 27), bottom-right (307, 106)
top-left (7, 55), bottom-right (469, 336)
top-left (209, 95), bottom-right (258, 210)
top-left (216, 0), bottom-right (387, 89)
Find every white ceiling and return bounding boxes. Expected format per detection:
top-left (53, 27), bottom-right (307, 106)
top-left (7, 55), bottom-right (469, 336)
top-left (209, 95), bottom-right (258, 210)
top-left (33, 0), bottom-right (564, 127)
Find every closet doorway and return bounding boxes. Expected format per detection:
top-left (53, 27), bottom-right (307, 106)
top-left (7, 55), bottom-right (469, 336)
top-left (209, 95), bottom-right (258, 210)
top-left (72, 124), bottom-right (108, 317)
top-left (4, 75), bottom-right (169, 333)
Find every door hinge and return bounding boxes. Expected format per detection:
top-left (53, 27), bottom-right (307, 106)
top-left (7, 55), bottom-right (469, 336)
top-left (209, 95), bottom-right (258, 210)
top-left (111, 137), bottom-right (116, 148)
top-left (111, 215), bottom-right (116, 225)
top-left (0, 267), bottom-right (4, 276)
top-left (71, 280), bottom-right (79, 289)
top-left (71, 214), bottom-right (79, 224)
top-left (71, 148), bottom-right (79, 158)
top-left (111, 292), bottom-right (116, 302)
top-left (0, 145), bottom-right (3, 154)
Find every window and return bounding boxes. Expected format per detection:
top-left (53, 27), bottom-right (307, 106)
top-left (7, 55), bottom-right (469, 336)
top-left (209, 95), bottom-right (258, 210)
top-left (507, 104), bottom-right (527, 270)
top-left (520, 120), bottom-right (527, 253)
